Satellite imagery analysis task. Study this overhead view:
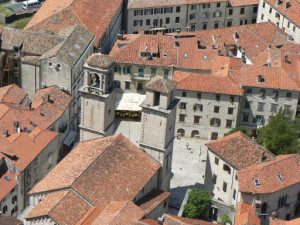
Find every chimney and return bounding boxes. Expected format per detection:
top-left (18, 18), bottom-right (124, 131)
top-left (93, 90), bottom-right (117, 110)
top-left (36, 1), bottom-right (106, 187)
top-left (2, 129), bottom-right (9, 137)
top-left (284, 52), bottom-right (289, 62)
top-left (13, 121), bottom-right (20, 133)
top-left (285, 0), bottom-right (291, 9)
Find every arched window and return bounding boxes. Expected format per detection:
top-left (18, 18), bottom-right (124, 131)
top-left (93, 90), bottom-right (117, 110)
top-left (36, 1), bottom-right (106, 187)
top-left (2, 205), bottom-right (7, 214)
top-left (261, 202), bottom-right (267, 214)
top-left (177, 128), bottom-right (185, 137)
top-left (191, 130), bottom-right (199, 138)
top-left (88, 73), bottom-right (100, 88)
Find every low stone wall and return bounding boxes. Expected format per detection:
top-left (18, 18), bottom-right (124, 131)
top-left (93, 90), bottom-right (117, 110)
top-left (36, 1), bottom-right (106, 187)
top-left (0, 11), bottom-right (33, 24)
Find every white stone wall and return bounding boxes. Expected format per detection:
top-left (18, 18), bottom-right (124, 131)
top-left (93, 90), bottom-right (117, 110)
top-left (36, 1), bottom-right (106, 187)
top-left (257, 0), bottom-right (300, 43)
top-left (206, 150), bottom-right (239, 206)
top-left (20, 63), bottom-right (40, 97)
top-left (175, 90), bottom-right (241, 139)
top-left (240, 182), bottom-right (300, 220)
top-left (127, 2), bottom-right (258, 34)
top-left (239, 87), bottom-right (299, 128)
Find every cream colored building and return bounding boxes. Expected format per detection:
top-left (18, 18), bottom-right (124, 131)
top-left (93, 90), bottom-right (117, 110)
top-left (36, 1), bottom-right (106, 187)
top-left (126, 0), bottom-right (258, 34)
top-left (257, 0), bottom-right (300, 43)
top-left (238, 154), bottom-right (300, 224)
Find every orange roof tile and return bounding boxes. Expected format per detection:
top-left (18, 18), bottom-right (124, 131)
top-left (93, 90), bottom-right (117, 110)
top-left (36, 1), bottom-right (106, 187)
top-left (235, 203), bottom-right (260, 225)
top-left (206, 131), bottom-right (275, 170)
top-left (25, 0), bottom-right (123, 47)
top-left (174, 71), bottom-right (244, 96)
top-left (238, 154), bottom-right (300, 193)
top-left (0, 171), bottom-right (17, 202)
top-left (0, 84), bottom-right (27, 104)
top-left (233, 65), bottom-right (300, 91)
top-left (266, 0), bottom-right (300, 26)
top-left (163, 214), bottom-right (216, 225)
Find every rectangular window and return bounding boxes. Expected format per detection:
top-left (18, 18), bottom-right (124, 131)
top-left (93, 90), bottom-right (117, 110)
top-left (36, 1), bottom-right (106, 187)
top-left (233, 189), bottom-right (236, 200)
top-left (214, 23), bottom-right (219, 28)
top-left (286, 92), bottom-right (292, 98)
top-left (216, 94), bottom-right (220, 101)
top-left (253, 6), bottom-right (258, 13)
top-left (191, 4), bottom-right (197, 10)
top-left (229, 8), bottom-right (233, 15)
top-left (194, 116), bottom-right (201, 124)
top-left (193, 104), bottom-right (203, 111)
top-left (252, 18), bottom-right (256, 23)
top-left (269, 7), bottom-right (272, 13)
top-left (243, 114), bottom-right (249, 122)
top-left (212, 174), bottom-right (217, 184)
top-left (247, 88), bottom-right (252, 95)
top-left (261, 14), bottom-right (264, 20)
top-left (176, 6), bottom-right (180, 12)
top-left (146, 19), bottom-right (150, 25)
top-left (151, 68), bottom-right (156, 76)
top-left (179, 114), bottom-right (185, 122)
top-left (271, 103), bottom-right (278, 112)
top-left (137, 82), bottom-right (143, 91)
top-left (226, 120), bottom-right (233, 128)
top-left (245, 100), bottom-right (251, 109)
top-left (228, 107), bottom-right (234, 115)
top-left (240, 8), bottom-right (245, 14)
top-left (175, 17), bottom-right (180, 23)
top-left (182, 91), bottom-right (187, 97)
top-left (164, 69), bottom-right (169, 79)
top-left (288, 21), bottom-right (290, 28)
top-left (257, 102), bottom-right (265, 112)
top-left (166, 17), bottom-right (170, 24)
top-left (203, 23), bottom-right (207, 29)
top-left (214, 106), bottom-right (220, 113)
top-left (293, 25), bottom-right (296, 32)
top-left (214, 157), bottom-right (219, 165)
top-left (217, 2), bottom-right (221, 7)
top-left (125, 81), bottom-right (131, 90)
top-left (227, 21), bottom-right (232, 27)
top-left (263, 2), bottom-right (265, 8)
top-left (190, 14), bottom-right (196, 20)
top-left (197, 93), bottom-right (201, 99)
top-left (260, 89), bottom-right (266, 98)
top-left (180, 102), bottom-right (186, 109)
top-left (223, 182), bottom-right (227, 192)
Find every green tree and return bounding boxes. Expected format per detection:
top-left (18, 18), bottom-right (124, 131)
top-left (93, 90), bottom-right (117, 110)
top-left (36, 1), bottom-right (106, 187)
top-left (257, 109), bottom-right (299, 155)
top-left (220, 214), bottom-right (232, 225)
top-left (225, 127), bottom-right (252, 137)
top-left (183, 189), bottom-right (212, 220)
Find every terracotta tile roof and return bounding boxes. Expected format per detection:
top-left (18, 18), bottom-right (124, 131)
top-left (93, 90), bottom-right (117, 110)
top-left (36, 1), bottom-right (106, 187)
top-left (233, 65), bottom-right (300, 91)
top-left (206, 131), bottom-right (275, 170)
top-left (145, 77), bottom-right (176, 94)
top-left (229, 0), bottom-right (259, 6)
top-left (174, 71), bottom-right (244, 96)
top-left (26, 191), bottom-right (69, 219)
top-left (238, 154), bottom-right (300, 194)
top-left (163, 214), bottom-right (216, 225)
top-left (266, 0), bottom-right (300, 26)
top-left (270, 217), bottom-right (300, 225)
top-left (86, 53), bottom-right (114, 69)
top-left (136, 190), bottom-right (171, 214)
top-left (39, 25), bottom-right (94, 68)
top-left (25, 0), bottom-right (123, 47)
top-left (234, 203), bottom-right (260, 225)
top-left (0, 215), bottom-right (22, 225)
top-left (0, 171), bottom-right (17, 202)
top-left (49, 191), bottom-right (93, 225)
top-left (90, 201), bottom-right (146, 225)
top-left (0, 84), bottom-right (27, 104)
top-left (0, 27), bottom-right (64, 56)
top-left (30, 134), bottom-right (161, 207)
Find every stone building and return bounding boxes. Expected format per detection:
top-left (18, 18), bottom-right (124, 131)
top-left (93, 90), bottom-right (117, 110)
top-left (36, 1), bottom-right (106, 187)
top-left (205, 132), bottom-right (274, 221)
top-left (25, 0), bottom-right (124, 52)
top-left (126, 0), bottom-right (259, 34)
top-left (257, 0), bottom-right (300, 43)
top-left (238, 154), bottom-right (300, 224)
top-left (174, 71), bottom-right (243, 140)
top-left (25, 134), bottom-right (171, 225)
top-left (0, 85), bottom-right (71, 217)
top-left (0, 26), bottom-right (95, 131)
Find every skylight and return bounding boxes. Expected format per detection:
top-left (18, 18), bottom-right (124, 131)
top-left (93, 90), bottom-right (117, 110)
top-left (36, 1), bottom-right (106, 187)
top-left (254, 179), bottom-right (261, 187)
top-left (277, 174), bottom-right (284, 181)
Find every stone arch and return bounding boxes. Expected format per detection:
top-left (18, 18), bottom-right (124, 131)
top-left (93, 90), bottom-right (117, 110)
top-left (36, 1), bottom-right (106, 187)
top-left (177, 128), bottom-right (185, 137)
top-left (191, 130), bottom-right (199, 138)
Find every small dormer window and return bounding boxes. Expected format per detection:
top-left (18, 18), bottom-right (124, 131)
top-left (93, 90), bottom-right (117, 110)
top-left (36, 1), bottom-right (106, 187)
top-left (257, 75), bottom-right (265, 83)
top-left (254, 179), bottom-right (261, 187)
top-left (277, 174), bottom-right (284, 181)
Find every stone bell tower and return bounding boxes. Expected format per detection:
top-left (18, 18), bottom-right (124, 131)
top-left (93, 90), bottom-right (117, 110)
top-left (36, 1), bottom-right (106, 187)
top-left (139, 77), bottom-right (178, 191)
top-left (79, 53), bottom-right (115, 141)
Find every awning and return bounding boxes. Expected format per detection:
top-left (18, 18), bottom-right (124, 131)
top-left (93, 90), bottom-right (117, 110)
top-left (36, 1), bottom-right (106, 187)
top-left (63, 130), bottom-right (77, 147)
top-left (115, 93), bottom-right (145, 111)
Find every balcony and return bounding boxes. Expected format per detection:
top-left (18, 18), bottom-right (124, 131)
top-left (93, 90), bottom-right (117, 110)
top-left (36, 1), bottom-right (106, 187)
top-left (80, 86), bottom-right (103, 96)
